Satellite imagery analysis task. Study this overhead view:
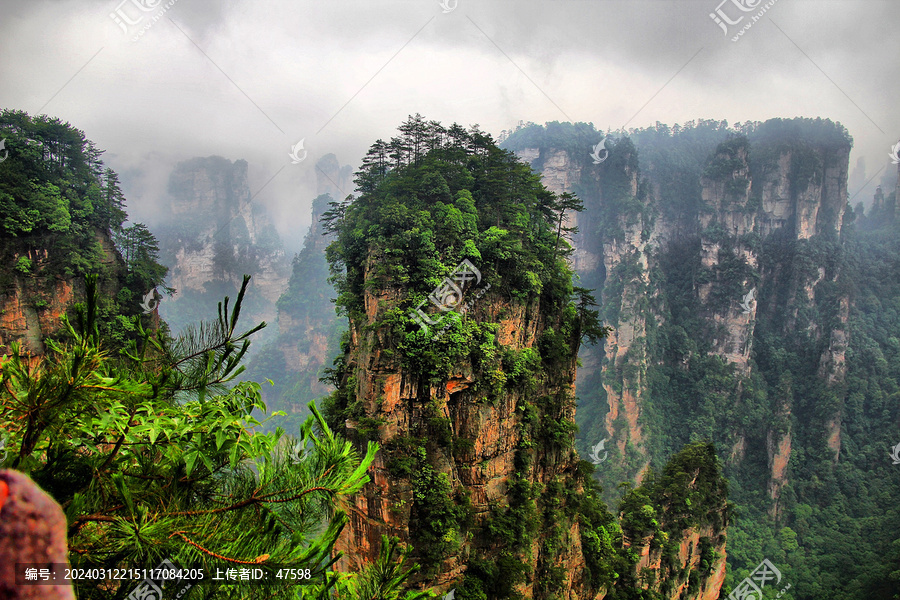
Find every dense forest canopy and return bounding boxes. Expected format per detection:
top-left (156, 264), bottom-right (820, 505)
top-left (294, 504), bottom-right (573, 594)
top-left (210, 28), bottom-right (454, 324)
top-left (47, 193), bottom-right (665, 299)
top-left (323, 114), bottom-right (609, 388)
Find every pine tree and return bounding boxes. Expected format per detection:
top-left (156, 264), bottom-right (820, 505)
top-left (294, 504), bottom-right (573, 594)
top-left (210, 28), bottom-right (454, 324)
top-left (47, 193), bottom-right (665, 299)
top-left (99, 167), bottom-right (128, 231)
top-left (398, 113), bottom-right (428, 166)
top-left (0, 275), bottom-right (384, 599)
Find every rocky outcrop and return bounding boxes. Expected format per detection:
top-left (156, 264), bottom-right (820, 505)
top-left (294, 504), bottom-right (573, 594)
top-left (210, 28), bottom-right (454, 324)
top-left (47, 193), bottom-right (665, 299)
top-left (314, 152), bottom-right (353, 202)
top-left (0, 231), bottom-right (123, 356)
top-left (512, 120), bottom-right (852, 535)
top-left (766, 427), bottom-right (791, 519)
top-left (756, 147), bottom-right (848, 240)
top-left (157, 156), bottom-right (290, 330)
top-left (697, 141), bottom-right (758, 375)
top-left (516, 144), bottom-right (651, 482)
top-left (333, 268), bottom-right (589, 595)
top-left (820, 294), bottom-right (850, 461)
top-left (629, 525), bottom-right (726, 600)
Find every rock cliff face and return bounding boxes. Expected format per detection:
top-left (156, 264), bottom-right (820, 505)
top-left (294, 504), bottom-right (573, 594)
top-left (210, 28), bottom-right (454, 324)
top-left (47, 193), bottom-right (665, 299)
top-left (156, 156), bottom-right (289, 332)
top-left (510, 118), bottom-right (851, 533)
top-left (333, 281), bottom-right (730, 600)
top-left (696, 142), bottom-right (758, 375)
top-left (333, 264), bottom-right (591, 596)
top-left (0, 231), bottom-right (123, 356)
top-left (629, 523), bottom-right (726, 600)
top-left (525, 147), bottom-right (653, 476)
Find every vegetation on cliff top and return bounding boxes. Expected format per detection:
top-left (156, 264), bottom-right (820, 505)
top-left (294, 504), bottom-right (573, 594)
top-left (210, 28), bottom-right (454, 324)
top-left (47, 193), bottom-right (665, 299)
top-left (0, 109), bottom-right (169, 346)
top-left (322, 114), bottom-right (606, 384)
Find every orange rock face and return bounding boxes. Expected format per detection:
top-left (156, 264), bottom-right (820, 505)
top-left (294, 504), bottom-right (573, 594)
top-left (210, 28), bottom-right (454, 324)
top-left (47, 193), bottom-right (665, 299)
top-left (0, 256), bottom-right (81, 356)
top-left (331, 252), bottom-right (597, 597)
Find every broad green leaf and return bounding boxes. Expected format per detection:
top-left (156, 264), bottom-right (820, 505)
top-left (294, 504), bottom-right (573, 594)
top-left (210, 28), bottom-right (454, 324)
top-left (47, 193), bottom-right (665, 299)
top-left (184, 450), bottom-right (200, 477)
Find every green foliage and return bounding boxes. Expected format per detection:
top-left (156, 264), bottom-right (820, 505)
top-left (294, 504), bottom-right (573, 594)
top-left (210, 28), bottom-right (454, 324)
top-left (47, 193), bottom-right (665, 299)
top-left (115, 222), bottom-right (171, 298)
top-left (410, 448), bottom-right (470, 568)
top-left (486, 476), bottom-right (539, 550)
top-left (457, 555), bottom-right (530, 600)
top-left (0, 275), bottom-right (383, 599)
top-left (323, 535), bottom-right (437, 600)
top-left (626, 118), bottom-right (734, 222)
top-left (14, 256), bottom-right (32, 273)
top-left (0, 110), bottom-right (128, 267)
top-left (0, 110), bottom-right (169, 349)
top-left (325, 115), bottom-right (602, 386)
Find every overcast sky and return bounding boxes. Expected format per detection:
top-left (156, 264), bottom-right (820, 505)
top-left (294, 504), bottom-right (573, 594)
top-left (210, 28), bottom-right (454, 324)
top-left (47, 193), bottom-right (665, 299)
top-left (1, 0), bottom-right (897, 251)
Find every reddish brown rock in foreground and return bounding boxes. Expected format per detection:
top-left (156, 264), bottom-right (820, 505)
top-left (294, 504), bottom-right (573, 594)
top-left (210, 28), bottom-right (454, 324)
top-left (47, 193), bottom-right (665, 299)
top-left (0, 470), bottom-right (75, 600)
